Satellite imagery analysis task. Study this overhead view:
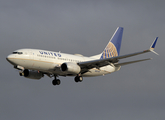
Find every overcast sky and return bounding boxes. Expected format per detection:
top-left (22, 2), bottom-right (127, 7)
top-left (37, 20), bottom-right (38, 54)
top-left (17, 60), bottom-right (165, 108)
top-left (1, 0), bottom-right (165, 120)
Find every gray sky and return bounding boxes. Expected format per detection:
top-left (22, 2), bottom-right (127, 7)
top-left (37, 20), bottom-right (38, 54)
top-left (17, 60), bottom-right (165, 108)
top-left (1, 0), bottom-right (165, 120)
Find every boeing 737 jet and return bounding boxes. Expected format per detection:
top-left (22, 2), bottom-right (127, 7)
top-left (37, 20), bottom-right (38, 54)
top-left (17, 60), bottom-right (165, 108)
top-left (6, 27), bottom-right (158, 86)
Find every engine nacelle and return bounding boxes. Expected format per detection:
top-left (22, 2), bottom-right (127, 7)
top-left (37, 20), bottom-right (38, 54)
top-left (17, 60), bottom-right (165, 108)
top-left (21, 69), bottom-right (43, 80)
top-left (61, 62), bottom-right (81, 75)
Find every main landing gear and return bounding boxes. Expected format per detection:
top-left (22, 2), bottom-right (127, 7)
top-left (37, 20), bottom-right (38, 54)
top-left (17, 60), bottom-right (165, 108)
top-left (74, 75), bottom-right (83, 83)
top-left (52, 76), bottom-right (61, 86)
top-left (51, 75), bottom-right (83, 86)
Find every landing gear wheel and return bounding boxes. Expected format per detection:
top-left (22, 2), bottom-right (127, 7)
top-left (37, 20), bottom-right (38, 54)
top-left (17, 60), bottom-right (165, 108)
top-left (19, 72), bottom-right (23, 76)
top-left (56, 79), bottom-right (61, 85)
top-left (52, 79), bottom-right (61, 86)
top-left (79, 76), bottom-right (83, 82)
top-left (52, 80), bottom-right (57, 86)
top-left (75, 76), bottom-right (79, 82)
top-left (74, 76), bottom-right (83, 83)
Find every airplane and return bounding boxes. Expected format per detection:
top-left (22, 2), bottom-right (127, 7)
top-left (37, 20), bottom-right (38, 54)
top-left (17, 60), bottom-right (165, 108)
top-left (6, 27), bottom-right (158, 86)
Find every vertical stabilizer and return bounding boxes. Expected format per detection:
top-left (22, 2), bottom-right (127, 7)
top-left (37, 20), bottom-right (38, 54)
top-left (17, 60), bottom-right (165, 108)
top-left (100, 27), bottom-right (123, 59)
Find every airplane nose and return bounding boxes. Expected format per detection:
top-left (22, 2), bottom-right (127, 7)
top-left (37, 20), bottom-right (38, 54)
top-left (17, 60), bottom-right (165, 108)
top-left (6, 54), bottom-right (13, 63)
top-left (6, 54), bottom-right (18, 66)
top-left (6, 55), bottom-right (10, 61)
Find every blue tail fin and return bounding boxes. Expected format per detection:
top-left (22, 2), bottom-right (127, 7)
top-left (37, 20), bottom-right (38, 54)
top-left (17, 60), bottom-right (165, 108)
top-left (100, 27), bottom-right (123, 59)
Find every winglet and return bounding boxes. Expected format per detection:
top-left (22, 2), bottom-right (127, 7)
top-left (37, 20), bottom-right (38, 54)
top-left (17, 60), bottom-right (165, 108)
top-left (149, 37), bottom-right (159, 55)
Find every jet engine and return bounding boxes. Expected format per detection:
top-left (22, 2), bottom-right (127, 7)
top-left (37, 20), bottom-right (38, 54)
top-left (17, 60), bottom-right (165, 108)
top-left (61, 62), bottom-right (81, 75)
top-left (20, 69), bottom-right (43, 80)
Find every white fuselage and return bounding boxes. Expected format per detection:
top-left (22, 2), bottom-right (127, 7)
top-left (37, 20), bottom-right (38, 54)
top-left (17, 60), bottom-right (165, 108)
top-left (7, 49), bottom-right (120, 77)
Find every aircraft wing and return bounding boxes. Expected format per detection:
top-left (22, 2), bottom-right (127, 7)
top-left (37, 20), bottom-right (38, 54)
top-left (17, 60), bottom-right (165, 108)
top-left (78, 37), bottom-right (158, 73)
top-left (114, 58), bottom-right (152, 67)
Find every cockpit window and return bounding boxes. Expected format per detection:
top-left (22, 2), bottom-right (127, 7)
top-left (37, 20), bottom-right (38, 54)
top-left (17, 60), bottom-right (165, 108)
top-left (13, 52), bottom-right (18, 54)
top-left (12, 52), bottom-right (23, 54)
top-left (18, 52), bottom-right (23, 54)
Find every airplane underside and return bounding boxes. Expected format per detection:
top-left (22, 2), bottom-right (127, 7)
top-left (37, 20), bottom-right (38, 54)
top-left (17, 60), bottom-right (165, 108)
top-left (14, 60), bottom-right (119, 86)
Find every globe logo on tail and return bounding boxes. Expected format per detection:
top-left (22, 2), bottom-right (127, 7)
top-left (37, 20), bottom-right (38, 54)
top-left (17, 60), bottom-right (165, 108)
top-left (100, 42), bottom-right (118, 59)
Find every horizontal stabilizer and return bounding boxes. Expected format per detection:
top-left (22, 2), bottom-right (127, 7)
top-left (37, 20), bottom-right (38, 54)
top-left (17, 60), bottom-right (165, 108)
top-left (114, 58), bottom-right (152, 67)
